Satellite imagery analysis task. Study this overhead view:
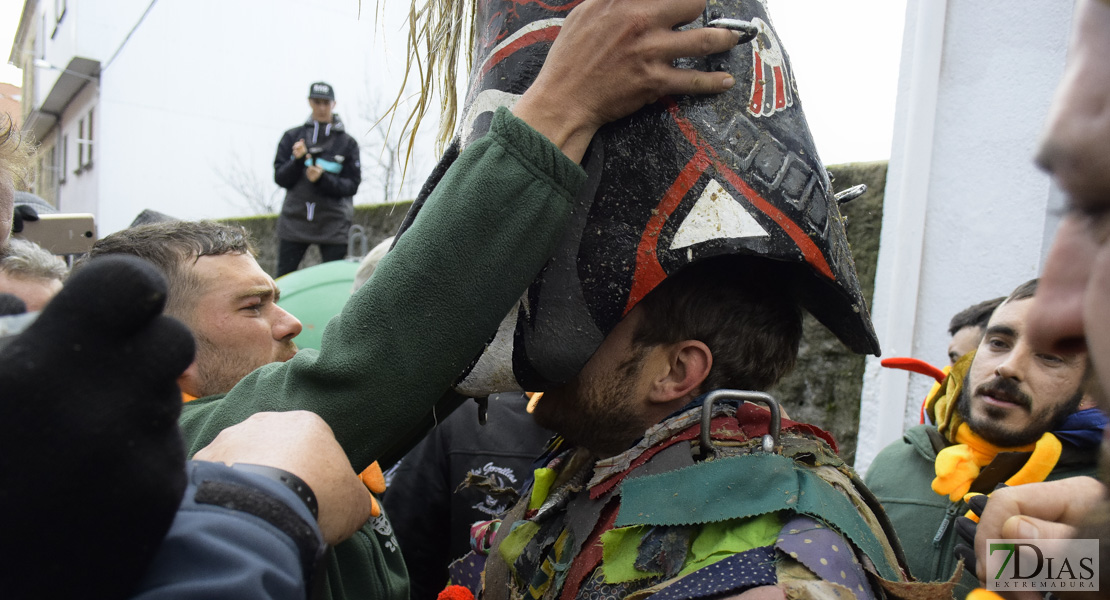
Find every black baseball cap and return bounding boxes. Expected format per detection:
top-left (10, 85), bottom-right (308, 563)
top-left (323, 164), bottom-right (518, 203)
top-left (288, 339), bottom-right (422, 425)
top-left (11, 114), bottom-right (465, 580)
top-left (308, 82), bottom-right (335, 101)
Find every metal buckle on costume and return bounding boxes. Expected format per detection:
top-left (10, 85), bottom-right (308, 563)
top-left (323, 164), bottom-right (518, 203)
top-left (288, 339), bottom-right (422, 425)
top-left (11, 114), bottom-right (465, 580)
top-left (699, 389), bottom-right (782, 458)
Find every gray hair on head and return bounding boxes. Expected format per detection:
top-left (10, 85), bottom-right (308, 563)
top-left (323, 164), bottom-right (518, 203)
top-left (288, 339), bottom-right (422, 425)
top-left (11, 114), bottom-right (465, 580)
top-left (0, 238), bottom-right (68, 282)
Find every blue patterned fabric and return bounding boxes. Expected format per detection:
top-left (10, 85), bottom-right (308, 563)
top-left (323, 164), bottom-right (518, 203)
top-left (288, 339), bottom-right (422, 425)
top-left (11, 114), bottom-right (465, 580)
top-left (446, 551), bottom-right (486, 596)
top-left (776, 515), bottom-right (874, 600)
top-left (645, 546), bottom-right (777, 600)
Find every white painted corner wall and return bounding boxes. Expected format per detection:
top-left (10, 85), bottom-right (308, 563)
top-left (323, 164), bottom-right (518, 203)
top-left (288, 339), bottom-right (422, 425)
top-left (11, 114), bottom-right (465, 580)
top-left (855, 0), bottom-right (1075, 475)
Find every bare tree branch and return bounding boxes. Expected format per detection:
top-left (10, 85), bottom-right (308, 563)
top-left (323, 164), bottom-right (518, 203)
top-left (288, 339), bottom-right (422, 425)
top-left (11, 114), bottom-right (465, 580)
top-left (216, 149), bottom-right (282, 215)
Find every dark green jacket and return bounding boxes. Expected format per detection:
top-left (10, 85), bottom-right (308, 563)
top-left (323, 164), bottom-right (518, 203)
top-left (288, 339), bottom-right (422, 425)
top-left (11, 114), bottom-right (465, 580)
top-left (865, 424), bottom-right (1099, 598)
top-left (180, 108), bottom-right (587, 600)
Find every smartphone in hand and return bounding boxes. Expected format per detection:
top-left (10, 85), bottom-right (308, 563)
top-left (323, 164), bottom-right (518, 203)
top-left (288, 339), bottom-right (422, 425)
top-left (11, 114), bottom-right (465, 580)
top-left (15, 213), bottom-right (97, 255)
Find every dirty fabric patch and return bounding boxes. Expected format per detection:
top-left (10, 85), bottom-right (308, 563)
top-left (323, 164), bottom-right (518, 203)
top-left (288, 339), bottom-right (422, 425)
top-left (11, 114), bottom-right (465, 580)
top-left (615, 453), bottom-right (897, 580)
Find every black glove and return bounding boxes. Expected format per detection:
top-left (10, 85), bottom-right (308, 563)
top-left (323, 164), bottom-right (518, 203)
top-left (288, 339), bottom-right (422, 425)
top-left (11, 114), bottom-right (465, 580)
top-left (11, 204), bottom-right (38, 233)
top-left (953, 490), bottom-right (998, 580)
top-left (0, 255), bottom-right (196, 599)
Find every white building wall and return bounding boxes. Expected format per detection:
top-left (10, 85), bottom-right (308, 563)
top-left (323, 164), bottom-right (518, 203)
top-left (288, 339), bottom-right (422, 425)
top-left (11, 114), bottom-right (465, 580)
top-left (30, 1), bottom-right (148, 103)
top-left (30, 2), bottom-right (61, 107)
top-left (856, 0), bottom-right (1074, 474)
top-left (70, 1), bottom-right (154, 61)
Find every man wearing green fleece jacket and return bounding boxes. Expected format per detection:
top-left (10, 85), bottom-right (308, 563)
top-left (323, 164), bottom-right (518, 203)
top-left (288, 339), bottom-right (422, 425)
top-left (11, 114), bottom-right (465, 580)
top-left (172, 0), bottom-right (743, 598)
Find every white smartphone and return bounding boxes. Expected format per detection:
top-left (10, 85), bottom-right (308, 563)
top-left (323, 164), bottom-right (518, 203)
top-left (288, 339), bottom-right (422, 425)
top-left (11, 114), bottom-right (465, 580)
top-left (15, 213), bottom-right (97, 255)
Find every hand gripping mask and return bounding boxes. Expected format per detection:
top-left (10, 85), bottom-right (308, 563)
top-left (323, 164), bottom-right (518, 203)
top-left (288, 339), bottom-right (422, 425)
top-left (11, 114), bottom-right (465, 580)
top-left (397, 0), bottom-right (881, 396)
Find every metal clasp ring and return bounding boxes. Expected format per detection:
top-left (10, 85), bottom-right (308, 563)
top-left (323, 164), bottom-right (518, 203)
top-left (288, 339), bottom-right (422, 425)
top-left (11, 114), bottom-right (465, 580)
top-left (707, 18), bottom-right (759, 44)
top-left (700, 389), bottom-right (783, 458)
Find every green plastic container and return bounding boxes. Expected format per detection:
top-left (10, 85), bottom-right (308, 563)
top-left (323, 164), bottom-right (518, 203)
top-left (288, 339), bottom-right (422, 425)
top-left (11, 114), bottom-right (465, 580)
top-left (276, 260), bottom-right (359, 352)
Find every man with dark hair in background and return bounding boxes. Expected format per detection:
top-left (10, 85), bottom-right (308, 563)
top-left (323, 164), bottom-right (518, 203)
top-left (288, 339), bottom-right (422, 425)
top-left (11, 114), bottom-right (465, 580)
top-left (274, 81), bottom-right (362, 276)
top-left (866, 279), bottom-right (1104, 597)
top-left (947, 296), bottom-right (1005, 365)
top-left (86, 218), bottom-right (410, 596)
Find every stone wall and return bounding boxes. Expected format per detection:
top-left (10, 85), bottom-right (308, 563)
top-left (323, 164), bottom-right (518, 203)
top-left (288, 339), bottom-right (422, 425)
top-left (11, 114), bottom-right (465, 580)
top-left (228, 161), bottom-right (887, 463)
top-left (768, 161), bottom-right (886, 464)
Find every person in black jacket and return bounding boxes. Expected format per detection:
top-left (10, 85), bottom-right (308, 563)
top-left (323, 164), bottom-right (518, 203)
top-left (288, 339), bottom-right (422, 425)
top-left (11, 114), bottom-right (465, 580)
top-left (273, 82), bottom-right (361, 276)
top-left (382, 392), bottom-right (552, 600)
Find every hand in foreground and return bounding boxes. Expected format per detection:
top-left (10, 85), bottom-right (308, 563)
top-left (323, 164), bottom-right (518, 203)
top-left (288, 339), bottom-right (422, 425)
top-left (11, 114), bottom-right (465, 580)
top-left (11, 203), bottom-right (38, 233)
top-left (195, 411), bottom-right (373, 545)
top-left (513, 0), bottom-right (741, 161)
top-left (0, 255), bottom-right (196, 598)
top-left (973, 477), bottom-right (1106, 591)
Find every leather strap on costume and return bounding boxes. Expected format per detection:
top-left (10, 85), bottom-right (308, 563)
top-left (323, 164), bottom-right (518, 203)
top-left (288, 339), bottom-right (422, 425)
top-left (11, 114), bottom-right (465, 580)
top-left (484, 495), bottom-right (530, 600)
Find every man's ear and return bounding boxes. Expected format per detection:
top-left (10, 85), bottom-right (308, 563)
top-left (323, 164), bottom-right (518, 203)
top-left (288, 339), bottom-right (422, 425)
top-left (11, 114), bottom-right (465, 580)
top-left (648, 340), bottom-right (712, 406)
top-left (1079, 393), bottom-right (1097, 411)
top-left (176, 361), bottom-right (200, 399)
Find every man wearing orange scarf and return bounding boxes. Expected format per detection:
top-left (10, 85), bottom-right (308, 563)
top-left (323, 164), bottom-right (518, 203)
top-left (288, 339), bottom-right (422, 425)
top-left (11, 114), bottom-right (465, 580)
top-left (864, 279), bottom-right (1104, 597)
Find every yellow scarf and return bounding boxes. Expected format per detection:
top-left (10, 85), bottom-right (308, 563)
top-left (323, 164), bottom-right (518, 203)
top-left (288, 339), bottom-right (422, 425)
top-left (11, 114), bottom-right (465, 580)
top-left (931, 423), bottom-right (1061, 502)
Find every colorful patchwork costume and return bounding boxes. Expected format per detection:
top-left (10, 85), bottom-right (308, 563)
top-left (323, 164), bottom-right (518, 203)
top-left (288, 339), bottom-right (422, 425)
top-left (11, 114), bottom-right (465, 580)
top-left (449, 393), bottom-right (957, 599)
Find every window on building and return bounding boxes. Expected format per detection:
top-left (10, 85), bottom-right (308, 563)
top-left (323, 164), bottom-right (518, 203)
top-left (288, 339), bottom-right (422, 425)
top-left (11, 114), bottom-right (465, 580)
top-left (52, 0), bottom-right (66, 38)
top-left (36, 147), bottom-right (57, 203)
top-left (30, 154), bottom-right (41, 195)
top-left (75, 118), bottom-right (84, 173)
top-left (59, 134), bottom-right (68, 184)
top-left (46, 146), bottom-right (57, 198)
top-left (76, 108), bottom-right (94, 173)
top-left (87, 108), bottom-right (94, 165)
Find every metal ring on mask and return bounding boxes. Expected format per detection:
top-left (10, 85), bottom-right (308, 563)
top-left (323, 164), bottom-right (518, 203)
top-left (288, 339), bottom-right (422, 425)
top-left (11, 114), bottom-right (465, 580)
top-left (707, 18), bottom-right (759, 44)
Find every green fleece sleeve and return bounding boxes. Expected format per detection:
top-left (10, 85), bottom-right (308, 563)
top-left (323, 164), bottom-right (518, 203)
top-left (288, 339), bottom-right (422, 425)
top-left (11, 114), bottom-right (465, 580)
top-left (181, 107), bottom-right (587, 470)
